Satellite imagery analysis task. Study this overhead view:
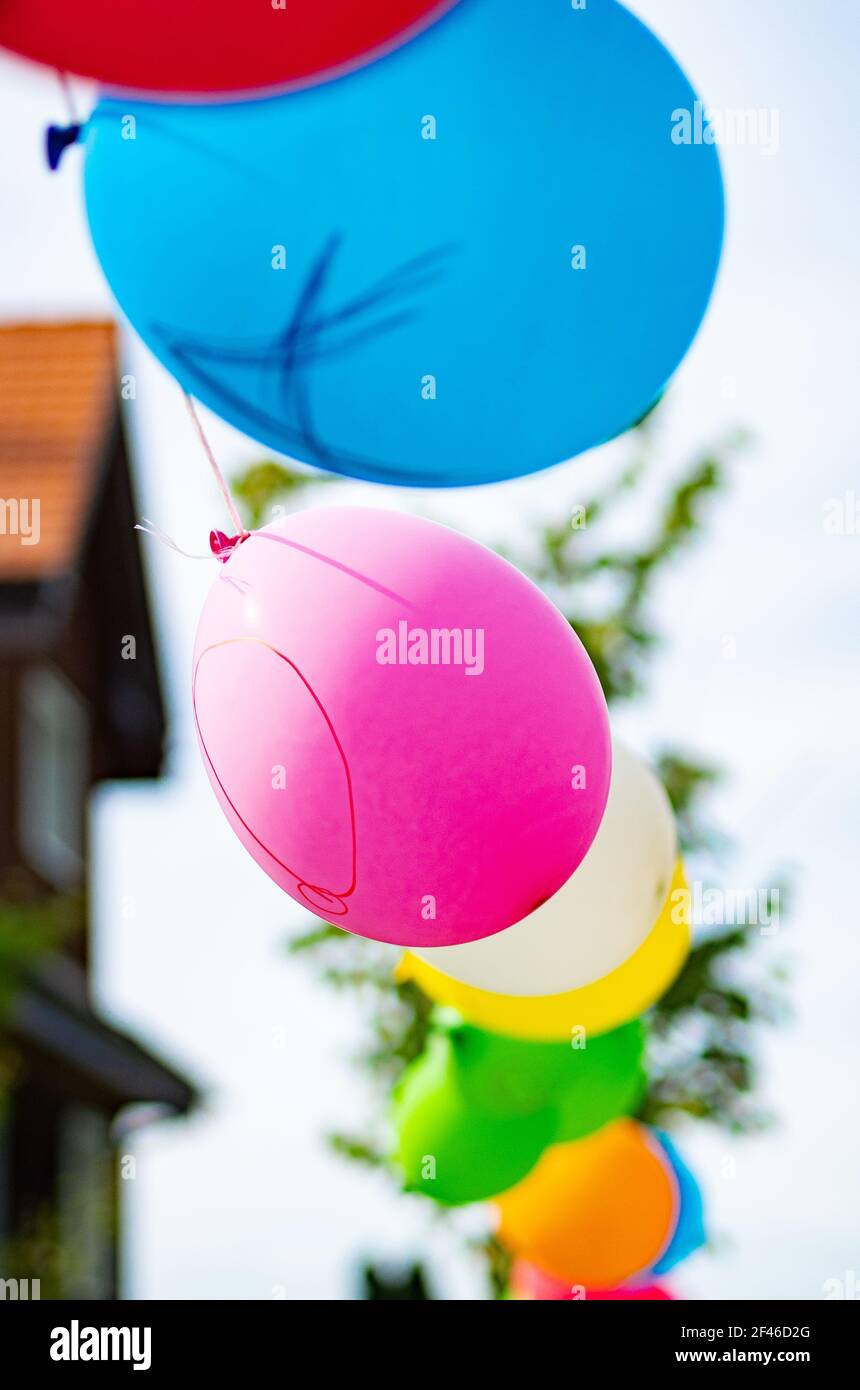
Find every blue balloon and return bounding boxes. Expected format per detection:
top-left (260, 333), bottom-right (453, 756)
top-left (83, 0), bottom-right (723, 487)
top-left (653, 1130), bottom-right (707, 1273)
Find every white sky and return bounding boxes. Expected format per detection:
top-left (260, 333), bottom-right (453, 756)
top-left (1, 0), bottom-right (858, 1299)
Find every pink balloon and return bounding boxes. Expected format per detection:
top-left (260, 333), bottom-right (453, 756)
top-left (193, 507), bottom-right (610, 947)
top-left (511, 1261), bottom-right (675, 1301)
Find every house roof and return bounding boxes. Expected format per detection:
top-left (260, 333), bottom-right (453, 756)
top-left (0, 318), bottom-right (167, 776)
top-left (11, 953), bottom-right (198, 1118)
top-left (0, 320), bottom-right (117, 582)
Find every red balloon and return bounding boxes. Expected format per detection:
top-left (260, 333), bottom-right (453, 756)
top-left (587, 1284), bottom-right (675, 1302)
top-left (510, 1261), bottom-right (675, 1302)
top-left (0, 0), bottom-right (456, 96)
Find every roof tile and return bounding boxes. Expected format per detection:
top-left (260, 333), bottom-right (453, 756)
top-left (0, 321), bottom-right (117, 581)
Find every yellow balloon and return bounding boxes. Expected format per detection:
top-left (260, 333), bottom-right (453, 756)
top-left (495, 1119), bottom-right (678, 1289)
top-left (396, 862), bottom-right (689, 1040)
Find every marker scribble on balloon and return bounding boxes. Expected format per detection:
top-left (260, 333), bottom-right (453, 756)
top-left (193, 637), bottom-right (358, 918)
top-left (152, 236), bottom-right (456, 481)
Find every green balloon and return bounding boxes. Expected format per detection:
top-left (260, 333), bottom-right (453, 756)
top-left (393, 1033), bottom-right (557, 1206)
top-left (392, 1018), bottom-right (646, 1206)
top-left (554, 1021), bottom-right (647, 1142)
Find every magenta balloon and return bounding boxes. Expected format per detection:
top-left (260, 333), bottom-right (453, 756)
top-left (192, 507), bottom-right (610, 947)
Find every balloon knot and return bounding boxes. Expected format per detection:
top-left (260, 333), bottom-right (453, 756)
top-left (209, 530), bottom-right (248, 563)
top-left (45, 123), bottom-right (82, 171)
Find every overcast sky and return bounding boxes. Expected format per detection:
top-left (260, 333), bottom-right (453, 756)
top-left (1, 0), bottom-right (858, 1299)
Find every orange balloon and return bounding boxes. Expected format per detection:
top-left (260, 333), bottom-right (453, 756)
top-left (496, 1119), bottom-right (678, 1289)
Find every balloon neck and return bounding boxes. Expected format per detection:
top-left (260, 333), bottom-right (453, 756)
top-left (209, 530), bottom-right (249, 564)
top-left (45, 123), bottom-right (82, 171)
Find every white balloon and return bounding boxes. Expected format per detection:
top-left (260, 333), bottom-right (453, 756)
top-left (413, 741), bottom-right (677, 997)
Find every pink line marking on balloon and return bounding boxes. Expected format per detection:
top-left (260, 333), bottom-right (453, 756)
top-left (251, 530), bottom-right (416, 609)
top-left (193, 638), bottom-right (358, 915)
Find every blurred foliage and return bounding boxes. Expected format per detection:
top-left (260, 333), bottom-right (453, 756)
top-left (231, 458), bottom-right (329, 529)
top-left (0, 892), bottom-right (78, 1019)
top-left (482, 1234), bottom-right (515, 1301)
top-left (0, 891), bottom-right (79, 1124)
top-left (641, 920), bottom-right (788, 1135)
top-left (515, 416), bottom-right (750, 704)
top-left (233, 399), bottom-right (785, 1296)
top-left (0, 1188), bottom-right (114, 1300)
top-left (361, 1260), bottom-right (434, 1300)
top-left (0, 891), bottom-right (114, 1301)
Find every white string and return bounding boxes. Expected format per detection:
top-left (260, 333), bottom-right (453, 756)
top-left (56, 70), bottom-right (79, 125)
top-left (134, 518), bottom-right (212, 561)
top-left (183, 392), bottom-right (249, 538)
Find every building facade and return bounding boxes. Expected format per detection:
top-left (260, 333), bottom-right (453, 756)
top-left (0, 322), bottom-right (195, 1299)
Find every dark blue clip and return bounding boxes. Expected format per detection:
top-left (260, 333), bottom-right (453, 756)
top-left (46, 123), bottom-right (82, 171)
